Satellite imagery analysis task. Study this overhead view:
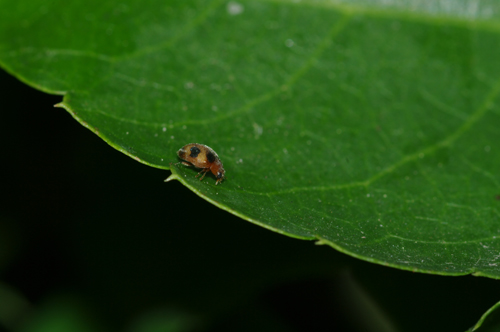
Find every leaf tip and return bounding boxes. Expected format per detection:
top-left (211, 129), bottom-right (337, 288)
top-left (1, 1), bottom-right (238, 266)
top-left (164, 174), bottom-right (179, 183)
top-left (315, 239), bottom-right (327, 246)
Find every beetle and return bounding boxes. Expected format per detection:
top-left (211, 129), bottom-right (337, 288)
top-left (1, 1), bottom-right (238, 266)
top-left (176, 143), bottom-right (225, 185)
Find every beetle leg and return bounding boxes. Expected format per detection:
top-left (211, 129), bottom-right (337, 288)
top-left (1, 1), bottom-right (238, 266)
top-left (199, 169), bottom-right (210, 181)
top-left (174, 161), bottom-right (192, 166)
top-left (196, 169), bottom-right (209, 180)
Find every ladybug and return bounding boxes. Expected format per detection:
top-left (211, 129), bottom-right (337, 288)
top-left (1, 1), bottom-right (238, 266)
top-left (176, 143), bottom-right (225, 185)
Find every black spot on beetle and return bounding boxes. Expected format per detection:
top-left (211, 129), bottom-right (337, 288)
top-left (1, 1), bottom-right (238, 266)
top-left (190, 146), bottom-right (201, 158)
top-left (217, 172), bottom-right (223, 179)
top-left (206, 151), bottom-right (216, 163)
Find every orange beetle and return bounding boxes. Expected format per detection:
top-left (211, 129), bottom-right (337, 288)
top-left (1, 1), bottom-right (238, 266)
top-left (176, 143), bottom-right (225, 185)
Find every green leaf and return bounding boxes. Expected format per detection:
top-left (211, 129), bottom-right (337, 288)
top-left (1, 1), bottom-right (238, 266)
top-left (469, 300), bottom-right (500, 331)
top-left (1, 0), bottom-right (500, 278)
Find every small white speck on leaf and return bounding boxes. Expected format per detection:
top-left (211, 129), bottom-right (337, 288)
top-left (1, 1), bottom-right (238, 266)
top-left (227, 1), bottom-right (244, 15)
top-left (253, 123), bottom-right (263, 139)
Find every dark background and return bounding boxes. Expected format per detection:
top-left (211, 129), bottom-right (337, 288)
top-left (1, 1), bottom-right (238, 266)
top-left (1, 68), bottom-right (500, 332)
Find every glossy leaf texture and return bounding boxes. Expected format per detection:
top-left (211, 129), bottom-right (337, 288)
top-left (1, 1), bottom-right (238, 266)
top-left (1, 0), bottom-right (500, 277)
